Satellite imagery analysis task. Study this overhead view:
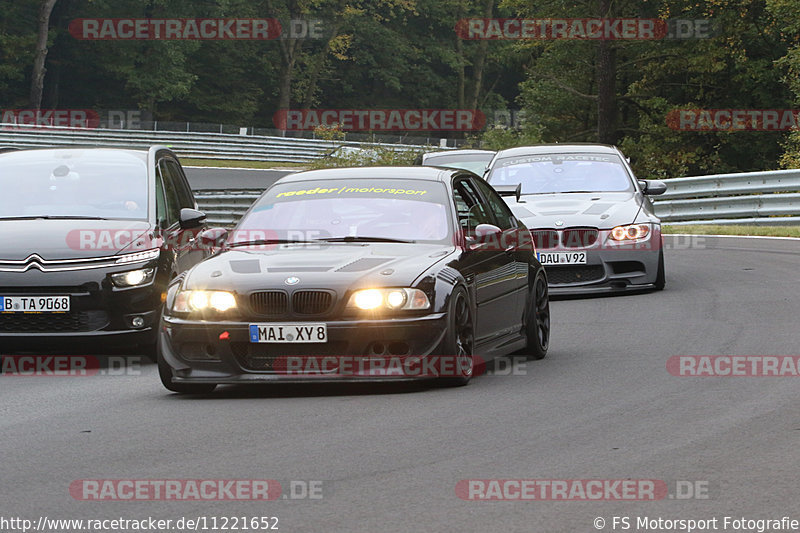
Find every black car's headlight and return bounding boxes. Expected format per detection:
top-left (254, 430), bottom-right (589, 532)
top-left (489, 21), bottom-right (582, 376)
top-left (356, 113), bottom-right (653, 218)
top-left (110, 267), bottom-right (155, 288)
top-left (609, 224), bottom-right (650, 241)
top-left (172, 290), bottom-right (238, 313)
top-left (346, 288), bottom-right (430, 311)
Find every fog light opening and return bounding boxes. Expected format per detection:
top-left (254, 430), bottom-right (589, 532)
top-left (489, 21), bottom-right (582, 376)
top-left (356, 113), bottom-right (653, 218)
top-left (131, 316), bottom-right (145, 328)
top-left (388, 342), bottom-right (410, 355)
top-left (370, 342), bottom-right (386, 355)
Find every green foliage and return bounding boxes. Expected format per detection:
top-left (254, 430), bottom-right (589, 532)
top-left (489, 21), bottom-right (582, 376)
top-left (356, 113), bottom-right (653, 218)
top-left (470, 124), bottom-right (545, 150)
top-left (3, 0), bottom-right (800, 175)
top-left (309, 145), bottom-right (421, 168)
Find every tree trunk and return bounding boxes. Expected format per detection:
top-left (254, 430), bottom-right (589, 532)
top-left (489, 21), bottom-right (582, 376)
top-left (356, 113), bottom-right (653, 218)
top-left (595, 0), bottom-right (616, 143)
top-left (301, 22), bottom-right (341, 109)
top-left (455, 0), bottom-right (466, 108)
top-left (467, 0), bottom-right (494, 111)
top-left (30, 0), bottom-right (58, 109)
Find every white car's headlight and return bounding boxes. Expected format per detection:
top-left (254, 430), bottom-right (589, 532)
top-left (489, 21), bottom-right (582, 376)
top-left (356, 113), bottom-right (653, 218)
top-left (173, 290), bottom-right (238, 313)
top-left (347, 288), bottom-right (430, 311)
top-left (110, 267), bottom-right (155, 288)
top-left (609, 224), bottom-right (650, 241)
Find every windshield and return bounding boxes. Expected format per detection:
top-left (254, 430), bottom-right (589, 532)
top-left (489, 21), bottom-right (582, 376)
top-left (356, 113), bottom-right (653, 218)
top-left (0, 150), bottom-right (148, 220)
top-left (487, 153), bottom-right (634, 195)
top-left (425, 153), bottom-right (493, 174)
top-left (235, 178), bottom-right (452, 244)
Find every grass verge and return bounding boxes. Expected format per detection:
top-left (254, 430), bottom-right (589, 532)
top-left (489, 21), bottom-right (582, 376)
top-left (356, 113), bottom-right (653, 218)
top-left (663, 224), bottom-right (800, 238)
top-left (180, 158), bottom-right (308, 169)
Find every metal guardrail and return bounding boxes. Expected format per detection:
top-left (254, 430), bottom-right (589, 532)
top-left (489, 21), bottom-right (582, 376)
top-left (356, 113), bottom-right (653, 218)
top-left (195, 189), bottom-right (264, 226)
top-left (653, 169), bottom-right (800, 225)
top-left (0, 124), bottom-right (433, 163)
top-left (197, 169), bottom-right (800, 228)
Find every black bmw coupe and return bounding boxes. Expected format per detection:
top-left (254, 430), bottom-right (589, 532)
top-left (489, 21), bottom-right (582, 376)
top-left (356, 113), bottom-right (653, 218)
top-left (158, 166), bottom-right (551, 393)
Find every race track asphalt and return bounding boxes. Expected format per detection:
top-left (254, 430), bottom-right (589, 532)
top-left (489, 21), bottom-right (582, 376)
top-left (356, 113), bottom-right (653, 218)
top-left (2, 233), bottom-right (800, 533)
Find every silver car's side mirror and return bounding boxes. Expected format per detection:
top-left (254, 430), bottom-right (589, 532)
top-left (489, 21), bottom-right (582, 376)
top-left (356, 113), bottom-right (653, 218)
top-left (639, 179), bottom-right (667, 196)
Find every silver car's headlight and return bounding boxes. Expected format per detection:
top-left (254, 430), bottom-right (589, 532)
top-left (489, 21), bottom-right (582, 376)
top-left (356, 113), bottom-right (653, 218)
top-left (609, 224), bottom-right (650, 241)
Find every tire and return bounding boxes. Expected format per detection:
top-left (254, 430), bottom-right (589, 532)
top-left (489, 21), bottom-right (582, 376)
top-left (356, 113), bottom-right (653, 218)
top-left (654, 251), bottom-right (666, 291)
top-left (523, 269), bottom-right (550, 360)
top-left (437, 286), bottom-right (475, 387)
top-left (157, 336), bottom-right (216, 394)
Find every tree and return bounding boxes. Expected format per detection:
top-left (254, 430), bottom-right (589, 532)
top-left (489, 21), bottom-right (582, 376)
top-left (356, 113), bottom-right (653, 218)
top-left (30, 0), bottom-right (57, 109)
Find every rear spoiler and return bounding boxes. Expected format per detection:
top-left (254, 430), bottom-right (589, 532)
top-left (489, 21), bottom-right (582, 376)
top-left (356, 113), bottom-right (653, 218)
top-left (493, 183), bottom-right (521, 202)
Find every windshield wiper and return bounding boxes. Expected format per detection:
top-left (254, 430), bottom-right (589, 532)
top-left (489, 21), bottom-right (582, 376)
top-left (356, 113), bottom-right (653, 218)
top-left (320, 236), bottom-right (416, 244)
top-left (228, 238), bottom-right (323, 247)
top-left (0, 215), bottom-right (109, 220)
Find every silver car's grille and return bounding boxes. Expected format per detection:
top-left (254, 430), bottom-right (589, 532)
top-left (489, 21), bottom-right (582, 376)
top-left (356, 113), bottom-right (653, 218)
top-left (531, 230), bottom-right (560, 249)
top-left (561, 228), bottom-right (599, 248)
top-left (546, 265), bottom-right (605, 284)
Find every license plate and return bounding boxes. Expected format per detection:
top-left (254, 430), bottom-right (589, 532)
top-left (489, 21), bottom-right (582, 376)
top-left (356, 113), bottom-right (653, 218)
top-left (249, 323), bottom-right (327, 343)
top-left (0, 295), bottom-right (70, 313)
top-left (537, 252), bottom-right (588, 265)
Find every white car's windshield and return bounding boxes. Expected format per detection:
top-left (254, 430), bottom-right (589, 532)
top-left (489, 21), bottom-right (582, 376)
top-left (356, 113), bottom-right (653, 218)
top-left (487, 153), bottom-right (634, 194)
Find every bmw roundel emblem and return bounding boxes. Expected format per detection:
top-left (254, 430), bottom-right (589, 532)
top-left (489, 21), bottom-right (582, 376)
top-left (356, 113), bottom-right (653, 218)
top-left (555, 220), bottom-right (565, 227)
top-left (285, 276), bottom-right (300, 285)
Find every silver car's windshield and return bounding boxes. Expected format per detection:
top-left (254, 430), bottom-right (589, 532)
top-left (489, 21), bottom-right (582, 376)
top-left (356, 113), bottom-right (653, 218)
top-left (0, 150), bottom-right (148, 220)
top-left (487, 153), bottom-right (634, 194)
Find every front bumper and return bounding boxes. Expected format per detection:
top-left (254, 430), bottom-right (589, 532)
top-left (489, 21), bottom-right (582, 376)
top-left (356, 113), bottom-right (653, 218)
top-left (538, 228), bottom-right (662, 296)
top-left (0, 265), bottom-right (163, 350)
top-left (160, 312), bottom-right (452, 384)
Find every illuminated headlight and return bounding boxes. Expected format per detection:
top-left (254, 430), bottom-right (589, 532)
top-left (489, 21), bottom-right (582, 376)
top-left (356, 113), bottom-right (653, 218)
top-left (610, 224), bottom-right (650, 241)
top-left (173, 290), bottom-right (238, 313)
top-left (111, 267), bottom-right (155, 288)
top-left (115, 248), bottom-right (160, 264)
top-left (348, 288), bottom-right (430, 311)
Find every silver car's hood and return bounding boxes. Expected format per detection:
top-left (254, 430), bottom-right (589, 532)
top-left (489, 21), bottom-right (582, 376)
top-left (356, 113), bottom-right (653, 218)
top-left (505, 192), bottom-right (646, 230)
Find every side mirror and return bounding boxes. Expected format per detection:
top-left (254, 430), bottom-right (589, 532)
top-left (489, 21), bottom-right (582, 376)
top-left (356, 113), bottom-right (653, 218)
top-left (466, 223), bottom-right (503, 249)
top-left (493, 183), bottom-right (522, 202)
top-left (638, 179), bottom-right (667, 196)
top-left (197, 227), bottom-right (228, 247)
top-left (179, 208), bottom-right (206, 229)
